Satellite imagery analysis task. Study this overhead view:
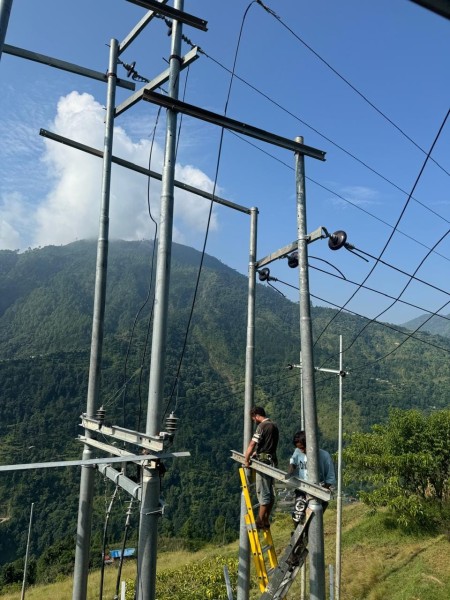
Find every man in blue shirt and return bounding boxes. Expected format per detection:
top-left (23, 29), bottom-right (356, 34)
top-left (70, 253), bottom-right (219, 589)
top-left (288, 430), bottom-right (336, 524)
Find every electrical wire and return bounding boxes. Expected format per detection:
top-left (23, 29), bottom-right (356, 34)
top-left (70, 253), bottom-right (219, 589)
top-left (313, 108), bottom-right (450, 347)
top-left (227, 130), bottom-right (450, 265)
top-left (348, 290), bottom-right (450, 373)
top-left (117, 107), bottom-right (162, 431)
top-left (309, 292), bottom-right (450, 355)
top-left (310, 263), bottom-right (450, 325)
top-left (199, 49), bottom-right (450, 229)
top-left (255, 0), bottom-right (450, 178)
top-left (164, 1), bottom-right (260, 417)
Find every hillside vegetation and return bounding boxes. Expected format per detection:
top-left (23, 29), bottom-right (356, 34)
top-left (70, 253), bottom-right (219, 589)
top-left (0, 503), bottom-right (449, 600)
top-left (0, 240), bottom-right (449, 575)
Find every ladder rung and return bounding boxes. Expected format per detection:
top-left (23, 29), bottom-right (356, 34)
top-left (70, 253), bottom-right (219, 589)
top-left (261, 544), bottom-right (273, 553)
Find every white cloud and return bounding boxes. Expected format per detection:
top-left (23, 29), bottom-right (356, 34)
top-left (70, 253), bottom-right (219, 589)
top-left (331, 185), bottom-right (380, 209)
top-left (0, 192), bottom-right (31, 250)
top-left (0, 91), bottom-right (219, 250)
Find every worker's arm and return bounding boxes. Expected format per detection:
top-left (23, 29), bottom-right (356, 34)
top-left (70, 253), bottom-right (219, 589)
top-left (244, 440), bottom-right (256, 467)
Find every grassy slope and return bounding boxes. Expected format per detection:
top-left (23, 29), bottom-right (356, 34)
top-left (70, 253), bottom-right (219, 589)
top-left (1, 503), bottom-right (449, 600)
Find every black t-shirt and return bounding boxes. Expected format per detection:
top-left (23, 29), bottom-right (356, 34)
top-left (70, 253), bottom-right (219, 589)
top-left (252, 418), bottom-right (279, 465)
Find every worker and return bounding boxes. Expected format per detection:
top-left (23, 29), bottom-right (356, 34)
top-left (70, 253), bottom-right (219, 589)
top-left (244, 406), bottom-right (279, 530)
top-left (288, 430), bottom-right (336, 525)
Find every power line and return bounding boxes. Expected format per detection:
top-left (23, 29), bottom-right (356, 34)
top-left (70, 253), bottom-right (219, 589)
top-left (227, 130), bottom-right (450, 265)
top-left (255, 0), bottom-right (450, 178)
top-left (199, 50), bottom-right (450, 229)
top-left (313, 108), bottom-right (450, 347)
top-left (164, 1), bottom-right (258, 417)
top-left (309, 292), bottom-right (450, 355)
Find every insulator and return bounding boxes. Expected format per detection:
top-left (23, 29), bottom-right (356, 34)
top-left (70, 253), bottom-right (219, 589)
top-left (165, 412), bottom-right (179, 436)
top-left (287, 252), bottom-right (299, 268)
top-left (258, 268), bottom-right (271, 282)
top-left (96, 406), bottom-right (106, 423)
top-left (328, 230), bottom-right (347, 251)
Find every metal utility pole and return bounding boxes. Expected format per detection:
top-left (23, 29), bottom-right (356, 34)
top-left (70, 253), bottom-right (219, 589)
top-left (237, 207), bottom-right (258, 600)
top-left (72, 38), bottom-right (118, 600)
top-left (335, 335), bottom-right (344, 600)
top-left (0, 0), bottom-right (13, 60)
top-left (136, 3), bottom-right (184, 598)
top-left (20, 502), bottom-right (34, 600)
top-left (295, 136), bottom-right (325, 600)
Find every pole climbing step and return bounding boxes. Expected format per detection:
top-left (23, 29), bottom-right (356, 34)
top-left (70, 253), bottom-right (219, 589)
top-left (239, 467), bottom-right (278, 592)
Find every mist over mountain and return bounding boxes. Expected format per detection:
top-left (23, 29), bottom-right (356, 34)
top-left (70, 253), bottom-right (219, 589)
top-left (0, 240), bottom-right (449, 569)
top-left (402, 312), bottom-right (450, 339)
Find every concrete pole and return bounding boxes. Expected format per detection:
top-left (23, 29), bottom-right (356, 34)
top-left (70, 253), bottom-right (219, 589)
top-left (295, 136), bottom-right (325, 600)
top-left (136, 3), bottom-right (183, 598)
top-left (20, 502), bottom-right (34, 600)
top-left (237, 207), bottom-right (258, 600)
top-left (72, 38), bottom-right (118, 600)
top-left (0, 0), bottom-right (13, 61)
top-left (335, 335), bottom-right (344, 600)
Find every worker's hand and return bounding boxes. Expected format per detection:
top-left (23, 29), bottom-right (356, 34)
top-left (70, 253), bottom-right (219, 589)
top-left (244, 459), bottom-right (251, 468)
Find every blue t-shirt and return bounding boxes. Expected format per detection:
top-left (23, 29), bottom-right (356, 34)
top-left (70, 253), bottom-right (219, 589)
top-left (289, 448), bottom-right (336, 486)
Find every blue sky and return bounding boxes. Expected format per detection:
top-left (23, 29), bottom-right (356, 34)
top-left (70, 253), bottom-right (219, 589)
top-left (1, 0), bottom-right (449, 327)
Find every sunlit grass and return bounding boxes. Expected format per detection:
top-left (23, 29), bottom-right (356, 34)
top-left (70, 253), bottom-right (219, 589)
top-left (1, 503), bottom-right (449, 599)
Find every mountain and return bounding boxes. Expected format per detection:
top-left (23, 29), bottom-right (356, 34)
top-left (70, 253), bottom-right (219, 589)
top-left (402, 312), bottom-right (450, 339)
top-left (0, 240), bottom-right (449, 574)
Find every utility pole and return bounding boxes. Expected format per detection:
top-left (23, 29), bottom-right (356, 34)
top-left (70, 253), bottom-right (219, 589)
top-left (335, 335), bottom-right (344, 600)
top-left (295, 136), bottom-right (325, 600)
top-left (0, 0), bottom-right (13, 60)
top-left (72, 38), bottom-right (118, 600)
top-left (237, 207), bottom-right (258, 600)
top-left (136, 2), bottom-right (184, 598)
top-left (20, 502), bottom-right (34, 600)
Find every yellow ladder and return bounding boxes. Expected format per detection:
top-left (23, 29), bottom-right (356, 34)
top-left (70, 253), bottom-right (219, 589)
top-left (239, 467), bottom-right (278, 592)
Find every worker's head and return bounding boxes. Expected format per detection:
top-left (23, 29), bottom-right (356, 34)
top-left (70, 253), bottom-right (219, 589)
top-left (250, 406), bottom-right (266, 422)
top-left (293, 431), bottom-right (306, 452)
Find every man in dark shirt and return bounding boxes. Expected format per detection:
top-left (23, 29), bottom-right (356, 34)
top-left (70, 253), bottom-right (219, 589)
top-left (244, 406), bottom-right (279, 529)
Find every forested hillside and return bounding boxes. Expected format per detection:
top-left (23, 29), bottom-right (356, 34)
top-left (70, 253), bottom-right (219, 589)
top-left (402, 311), bottom-right (450, 339)
top-left (0, 240), bottom-right (449, 574)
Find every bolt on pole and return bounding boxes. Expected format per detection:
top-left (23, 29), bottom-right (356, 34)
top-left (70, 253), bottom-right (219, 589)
top-left (136, 2), bottom-right (184, 598)
top-left (295, 136), bottom-right (325, 600)
top-left (72, 38), bottom-right (118, 600)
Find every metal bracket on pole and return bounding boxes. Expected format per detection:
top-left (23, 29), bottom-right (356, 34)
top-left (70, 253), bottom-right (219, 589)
top-left (81, 415), bottom-right (165, 452)
top-left (2, 44), bottom-right (135, 90)
top-left (126, 0), bottom-right (208, 31)
top-left (39, 128), bottom-right (251, 214)
top-left (115, 46), bottom-right (200, 116)
top-left (230, 451), bottom-right (330, 502)
top-left (142, 91), bottom-right (326, 160)
top-left (255, 226), bottom-right (327, 268)
top-left (119, 0), bottom-right (170, 54)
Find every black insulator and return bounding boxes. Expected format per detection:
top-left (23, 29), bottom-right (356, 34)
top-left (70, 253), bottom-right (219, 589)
top-left (258, 268), bottom-right (271, 282)
top-left (96, 406), bottom-right (106, 422)
top-left (165, 412), bottom-right (179, 436)
top-left (328, 230), bottom-right (347, 251)
top-left (287, 252), bottom-right (299, 268)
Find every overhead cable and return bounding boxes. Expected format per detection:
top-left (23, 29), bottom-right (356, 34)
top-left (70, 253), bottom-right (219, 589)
top-left (313, 109), bottom-right (450, 347)
top-left (255, 0), bottom-right (450, 177)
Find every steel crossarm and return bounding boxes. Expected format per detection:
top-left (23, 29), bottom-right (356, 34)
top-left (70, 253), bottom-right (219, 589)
top-left (230, 450), bottom-right (331, 502)
top-left (0, 451), bottom-right (190, 472)
top-left (81, 415), bottom-right (164, 451)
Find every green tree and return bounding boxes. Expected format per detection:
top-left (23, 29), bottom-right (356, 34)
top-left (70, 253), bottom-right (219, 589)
top-left (343, 408), bottom-right (450, 529)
